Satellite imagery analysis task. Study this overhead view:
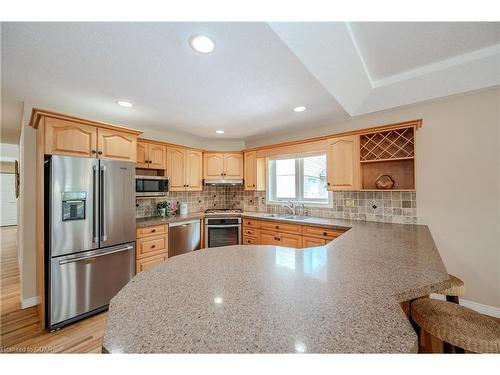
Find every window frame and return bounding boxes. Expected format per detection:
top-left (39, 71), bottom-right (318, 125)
top-left (267, 153), bottom-right (330, 206)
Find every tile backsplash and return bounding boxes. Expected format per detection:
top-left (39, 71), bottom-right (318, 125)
top-left (136, 186), bottom-right (417, 224)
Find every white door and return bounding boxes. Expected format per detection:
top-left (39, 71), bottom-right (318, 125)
top-left (0, 173), bottom-right (17, 226)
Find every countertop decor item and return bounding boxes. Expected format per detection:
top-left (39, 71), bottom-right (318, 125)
top-left (375, 174), bottom-right (394, 189)
top-left (156, 201), bottom-right (169, 217)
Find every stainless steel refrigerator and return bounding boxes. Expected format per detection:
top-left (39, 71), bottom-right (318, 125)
top-left (45, 155), bottom-right (136, 330)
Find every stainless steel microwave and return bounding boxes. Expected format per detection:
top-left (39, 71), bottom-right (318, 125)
top-left (135, 175), bottom-right (169, 196)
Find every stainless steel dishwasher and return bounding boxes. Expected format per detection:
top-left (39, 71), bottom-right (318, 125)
top-left (168, 220), bottom-right (201, 257)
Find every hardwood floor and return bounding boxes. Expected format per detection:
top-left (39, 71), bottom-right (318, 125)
top-left (0, 226), bottom-right (106, 353)
top-left (1, 226), bottom-right (498, 354)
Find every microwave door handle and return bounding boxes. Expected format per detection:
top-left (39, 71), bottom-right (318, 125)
top-left (92, 165), bottom-right (98, 243)
top-left (100, 165), bottom-right (107, 242)
top-left (205, 225), bottom-right (241, 228)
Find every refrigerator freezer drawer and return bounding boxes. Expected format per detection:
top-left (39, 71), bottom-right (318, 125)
top-left (49, 243), bottom-right (135, 329)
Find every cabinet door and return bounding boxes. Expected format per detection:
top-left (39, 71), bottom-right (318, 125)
top-left (148, 143), bottom-right (167, 170)
top-left (167, 147), bottom-right (186, 191)
top-left (256, 157), bottom-right (266, 191)
top-left (326, 135), bottom-right (360, 191)
top-left (223, 153), bottom-right (244, 179)
top-left (97, 128), bottom-right (137, 161)
top-left (45, 118), bottom-right (97, 158)
top-left (136, 141), bottom-right (149, 168)
top-left (244, 151), bottom-right (256, 190)
top-left (185, 150), bottom-right (203, 191)
top-left (136, 253), bottom-right (167, 273)
top-left (278, 233), bottom-right (303, 248)
top-left (259, 230), bottom-right (279, 246)
top-left (302, 237), bottom-right (326, 248)
top-left (204, 153), bottom-right (224, 179)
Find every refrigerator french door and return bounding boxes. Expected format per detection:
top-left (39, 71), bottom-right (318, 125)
top-left (46, 155), bottom-right (136, 330)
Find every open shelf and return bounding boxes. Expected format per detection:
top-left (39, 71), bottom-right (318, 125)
top-left (359, 126), bottom-right (416, 190)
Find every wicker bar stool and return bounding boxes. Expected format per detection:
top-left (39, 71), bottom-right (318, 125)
top-left (438, 274), bottom-right (465, 304)
top-left (411, 298), bottom-right (500, 353)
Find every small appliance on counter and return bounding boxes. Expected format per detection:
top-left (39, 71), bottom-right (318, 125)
top-left (179, 202), bottom-right (188, 215)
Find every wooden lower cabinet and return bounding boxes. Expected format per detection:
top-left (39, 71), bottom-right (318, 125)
top-left (137, 253), bottom-right (167, 273)
top-left (242, 219), bottom-right (346, 249)
top-left (136, 224), bottom-right (168, 273)
top-left (302, 236), bottom-right (327, 248)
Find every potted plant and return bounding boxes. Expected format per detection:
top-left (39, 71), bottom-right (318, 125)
top-left (156, 201), bottom-right (169, 217)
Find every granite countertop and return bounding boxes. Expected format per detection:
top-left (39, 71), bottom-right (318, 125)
top-left (106, 215), bottom-right (450, 353)
top-left (136, 212), bottom-right (205, 227)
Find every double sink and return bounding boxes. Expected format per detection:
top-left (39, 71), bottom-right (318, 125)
top-left (261, 213), bottom-right (314, 222)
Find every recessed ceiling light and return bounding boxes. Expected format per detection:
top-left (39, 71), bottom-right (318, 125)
top-left (215, 130), bottom-right (225, 134)
top-left (293, 106), bottom-right (306, 112)
top-left (117, 100), bottom-right (133, 108)
top-left (190, 35), bottom-right (215, 54)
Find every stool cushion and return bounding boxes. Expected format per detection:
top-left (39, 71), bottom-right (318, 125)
top-left (411, 298), bottom-right (500, 353)
top-left (439, 274), bottom-right (465, 297)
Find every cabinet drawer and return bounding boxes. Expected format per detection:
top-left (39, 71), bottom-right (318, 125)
top-left (242, 219), bottom-right (259, 228)
top-left (136, 234), bottom-right (168, 259)
top-left (259, 220), bottom-right (302, 234)
top-left (302, 236), bottom-right (327, 248)
top-left (242, 236), bottom-right (257, 245)
top-left (136, 253), bottom-right (167, 273)
top-left (243, 227), bottom-right (257, 237)
top-left (258, 230), bottom-right (279, 246)
top-left (136, 224), bottom-right (168, 239)
top-left (302, 225), bottom-right (345, 240)
top-left (278, 232), bottom-right (302, 248)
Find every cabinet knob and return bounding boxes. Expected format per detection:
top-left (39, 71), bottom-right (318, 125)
top-left (323, 232), bottom-right (327, 236)
top-left (91, 150), bottom-right (97, 154)
top-left (275, 226), bottom-right (279, 229)
top-left (151, 229), bottom-right (156, 233)
top-left (253, 184), bottom-right (255, 187)
top-left (327, 182), bottom-right (331, 186)
top-left (98, 151), bottom-right (103, 155)
top-left (151, 245), bottom-right (156, 248)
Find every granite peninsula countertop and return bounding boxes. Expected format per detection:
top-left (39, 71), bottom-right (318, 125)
top-left (110, 215), bottom-right (450, 353)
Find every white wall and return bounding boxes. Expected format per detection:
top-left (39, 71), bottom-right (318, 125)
top-left (248, 88), bottom-right (500, 309)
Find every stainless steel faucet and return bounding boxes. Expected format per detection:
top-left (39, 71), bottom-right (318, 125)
top-left (300, 203), bottom-right (309, 216)
top-left (282, 201), bottom-right (296, 215)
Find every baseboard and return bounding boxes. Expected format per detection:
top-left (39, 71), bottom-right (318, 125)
top-left (21, 296), bottom-right (40, 309)
top-left (430, 294), bottom-right (500, 318)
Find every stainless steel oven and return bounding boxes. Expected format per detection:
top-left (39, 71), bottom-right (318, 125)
top-left (135, 175), bottom-right (169, 196)
top-left (205, 217), bottom-right (241, 248)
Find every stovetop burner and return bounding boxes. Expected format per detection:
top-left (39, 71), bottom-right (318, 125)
top-left (204, 208), bottom-right (242, 215)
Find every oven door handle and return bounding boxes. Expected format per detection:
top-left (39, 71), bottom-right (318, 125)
top-left (205, 224), bottom-right (241, 228)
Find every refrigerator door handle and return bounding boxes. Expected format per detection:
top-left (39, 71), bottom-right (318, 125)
top-left (100, 165), bottom-right (107, 242)
top-left (92, 165), bottom-right (98, 243)
top-left (58, 245), bottom-right (134, 265)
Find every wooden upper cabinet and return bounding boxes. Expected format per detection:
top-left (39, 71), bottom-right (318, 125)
top-left (223, 153), bottom-right (243, 179)
top-left (45, 118), bottom-right (97, 158)
top-left (204, 153), bottom-right (224, 179)
top-left (244, 151), bottom-right (256, 190)
top-left (97, 128), bottom-right (137, 162)
top-left (203, 152), bottom-right (243, 179)
top-left (326, 135), bottom-right (360, 191)
top-left (167, 147), bottom-right (203, 191)
top-left (167, 147), bottom-right (186, 191)
top-left (185, 150), bottom-right (203, 191)
top-left (147, 143), bottom-right (167, 170)
top-left (137, 141), bottom-right (167, 170)
top-left (136, 141), bottom-right (148, 168)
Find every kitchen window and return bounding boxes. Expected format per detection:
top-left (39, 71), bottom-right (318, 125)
top-left (267, 154), bottom-right (329, 205)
